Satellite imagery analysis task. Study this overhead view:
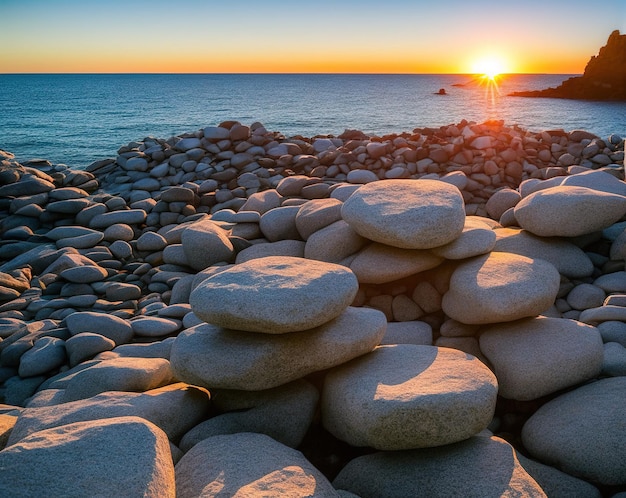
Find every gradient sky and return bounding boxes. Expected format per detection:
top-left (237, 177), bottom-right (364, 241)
top-left (1, 0), bottom-right (624, 74)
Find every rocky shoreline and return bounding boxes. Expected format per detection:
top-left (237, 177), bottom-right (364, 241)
top-left (510, 30), bottom-right (626, 101)
top-left (0, 120), bottom-right (625, 496)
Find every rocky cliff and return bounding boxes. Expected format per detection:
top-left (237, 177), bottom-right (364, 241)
top-left (511, 30), bottom-right (626, 101)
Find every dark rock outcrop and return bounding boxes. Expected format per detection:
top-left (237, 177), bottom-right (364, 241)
top-left (510, 30), bottom-right (626, 101)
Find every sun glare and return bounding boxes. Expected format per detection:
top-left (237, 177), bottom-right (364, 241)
top-left (471, 56), bottom-right (509, 79)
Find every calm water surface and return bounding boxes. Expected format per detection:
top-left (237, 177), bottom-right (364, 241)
top-left (1, 73), bottom-right (625, 168)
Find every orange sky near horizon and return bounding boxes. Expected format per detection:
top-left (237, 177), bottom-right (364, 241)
top-left (1, 0), bottom-right (624, 74)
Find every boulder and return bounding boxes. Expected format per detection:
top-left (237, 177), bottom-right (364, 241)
top-left (65, 311), bottom-right (133, 345)
top-left (442, 252), bottom-right (560, 324)
top-left (348, 243), bottom-right (443, 284)
top-left (522, 377), bottom-right (626, 486)
top-left (8, 383), bottom-right (210, 445)
top-left (341, 179), bottom-right (465, 249)
top-left (0, 416), bottom-right (175, 498)
top-left (479, 317), bottom-right (604, 400)
top-left (180, 218), bottom-right (234, 270)
top-left (332, 435), bottom-right (545, 497)
top-left (304, 220), bottom-right (367, 263)
top-left (170, 306), bottom-right (386, 391)
top-left (322, 344), bottom-right (497, 450)
top-left (493, 227), bottom-right (594, 278)
top-left (295, 198), bottom-right (343, 240)
top-left (513, 186), bottom-right (626, 237)
top-left (175, 432), bottom-right (339, 498)
top-left (179, 379), bottom-right (318, 452)
top-left (431, 217), bottom-right (496, 259)
top-left (189, 256), bottom-right (359, 333)
top-left (57, 357), bottom-right (174, 402)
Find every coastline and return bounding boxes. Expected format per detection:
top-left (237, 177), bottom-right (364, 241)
top-left (0, 120), bottom-right (625, 495)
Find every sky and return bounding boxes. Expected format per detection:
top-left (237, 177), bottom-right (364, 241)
top-left (1, 0), bottom-right (624, 74)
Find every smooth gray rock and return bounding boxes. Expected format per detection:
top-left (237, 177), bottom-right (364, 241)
top-left (8, 383), bottom-right (210, 445)
top-left (332, 435), bottom-right (545, 497)
top-left (522, 377), bottom-right (626, 486)
top-left (431, 217), bottom-right (496, 259)
top-left (170, 306), bottom-right (386, 391)
top-left (295, 198), bottom-right (343, 240)
top-left (516, 452), bottom-right (601, 498)
top-left (235, 239), bottom-right (306, 263)
top-left (190, 256), bottom-right (359, 333)
top-left (442, 252), bottom-right (560, 324)
top-left (348, 243), bottom-right (443, 284)
top-left (380, 321), bottom-right (433, 345)
top-left (180, 218), bottom-right (234, 270)
top-left (65, 311), bottom-right (133, 345)
top-left (493, 227), bottom-right (594, 278)
top-left (0, 416), bottom-right (176, 498)
top-left (304, 219), bottom-right (367, 264)
top-left (18, 337), bottom-right (67, 378)
top-left (175, 432), bottom-right (339, 498)
top-left (479, 317), bottom-right (604, 400)
top-left (179, 379), bottom-right (318, 452)
top-left (341, 179), bottom-right (466, 249)
top-left (58, 357), bottom-right (174, 402)
top-left (514, 186), bottom-right (626, 237)
top-left (65, 333), bottom-right (116, 367)
top-left (259, 205), bottom-right (301, 241)
top-left (322, 344), bottom-right (498, 450)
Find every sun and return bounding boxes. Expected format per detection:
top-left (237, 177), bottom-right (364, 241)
top-left (471, 56), bottom-right (509, 80)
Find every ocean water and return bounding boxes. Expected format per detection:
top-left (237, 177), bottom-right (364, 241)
top-left (1, 73), bottom-right (625, 169)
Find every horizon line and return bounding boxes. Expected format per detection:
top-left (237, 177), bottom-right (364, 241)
top-left (0, 71), bottom-right (582, 76)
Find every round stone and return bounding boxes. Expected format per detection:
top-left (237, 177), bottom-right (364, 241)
top-left (479, 317), bottom-right (604, 400)
top-left (189, 256), bottom-right (358, 333)
top-left (513, 185), bottom-right (626, 237)
top-left (442, 252), bottom-right (560, 325)
top-left (341, 179), bottom-right (465, 249)
top-left (181, 219), bottom-right (234, 271)
top-left (522, 377), bottom-right (626, 486)
top-left (321, 344), bottom-right (498, 450)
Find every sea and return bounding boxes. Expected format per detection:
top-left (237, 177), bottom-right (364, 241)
top-left (1, 73), bottom-right (625, 169)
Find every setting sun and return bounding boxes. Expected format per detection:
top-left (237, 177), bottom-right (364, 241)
top-left (471, 56), bottom-right (510, 78)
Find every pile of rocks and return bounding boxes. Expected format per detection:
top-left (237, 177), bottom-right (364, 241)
top-left (0, 121), bottom-right (625, 496)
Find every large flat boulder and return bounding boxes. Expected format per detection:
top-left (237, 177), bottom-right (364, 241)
top-left (442, 252), bottom-right (560, 324)
top-left (190, 256), bottom-right (359, 333)
top-left (479, 317), bottom-right (604, 400)
top-left (8, 383), bottom-right (210, 445)
top-left (322, 344), bottom-right (497, 450)
top-left (171, 306), bottom-right (386, 391)
top-left (341, 179), bottom-right (465, 249)
top-left (513, 185), bottom-right (626, 237)
top-left (333, 435), bottom-right (545, 497)
top-left (0, 416), bottom-right (175, 498)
